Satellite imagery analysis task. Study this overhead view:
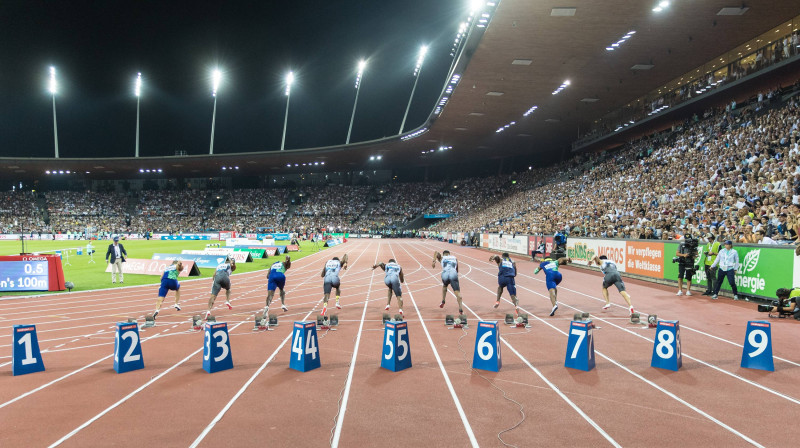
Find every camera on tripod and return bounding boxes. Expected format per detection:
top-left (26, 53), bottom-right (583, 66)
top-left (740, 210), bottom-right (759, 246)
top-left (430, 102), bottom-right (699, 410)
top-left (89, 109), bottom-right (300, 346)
top-left (671, 234), bottom-right (699, 265)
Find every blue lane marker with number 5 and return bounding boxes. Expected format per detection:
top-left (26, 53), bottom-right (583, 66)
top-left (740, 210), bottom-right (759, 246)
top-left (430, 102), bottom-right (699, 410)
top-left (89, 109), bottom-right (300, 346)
top-left (741, 320), bottom-right (774, 372)
top-left (472, 321), bottom-right (501, 372)
top-left (290, 321), bottom-right (320, 372)
top-left (114, 322), bottom-right (144, 373)
top-left (13, 325), bottom-right (45, 376)
top-left (651, 320), bottom-right (682, 371)
top-left (565, 320), bottom-right (596, 371)
top-left (381, 321), bottom-right (412, 372)
top-left (203, 322), bottom-right (233, 373)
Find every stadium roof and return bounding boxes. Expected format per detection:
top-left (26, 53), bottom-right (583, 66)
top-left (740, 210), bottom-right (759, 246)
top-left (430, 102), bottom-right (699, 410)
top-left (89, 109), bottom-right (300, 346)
top-left (2, 0), bottom-right (799, 180)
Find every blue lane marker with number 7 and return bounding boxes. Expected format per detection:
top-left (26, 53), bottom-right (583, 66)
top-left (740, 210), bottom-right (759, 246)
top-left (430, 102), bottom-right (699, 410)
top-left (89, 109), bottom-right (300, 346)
top-left (203, 322), bottom-right (233, 373)
top-left (741, 321), bottom-right (774, 372)
top-left (290, 321), bottom-right (320, 372)
top-left (565, 320), bottom-right (595, 371)
top-left (472, 321), bottom-right (501, 372)
top-left (381, 321), bottom-right (412, 372)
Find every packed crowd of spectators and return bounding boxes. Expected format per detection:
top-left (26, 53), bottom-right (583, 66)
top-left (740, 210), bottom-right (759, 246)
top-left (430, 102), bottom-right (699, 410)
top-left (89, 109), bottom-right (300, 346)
top-left (284, 185), bottom-right (370, 230)
top-left (207, 188), bottom-right (289, 232)
top-left (0, 191), bottom-right (44, 234)
top-left (433, 88), bottom-right (800, 246)
top-left (354, 181), bottom-right (446, 229)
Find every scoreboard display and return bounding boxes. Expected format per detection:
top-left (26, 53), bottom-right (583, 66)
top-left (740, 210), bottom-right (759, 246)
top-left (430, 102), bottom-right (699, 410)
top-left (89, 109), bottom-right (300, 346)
top-left (0, 261), bottom-right (50, 291)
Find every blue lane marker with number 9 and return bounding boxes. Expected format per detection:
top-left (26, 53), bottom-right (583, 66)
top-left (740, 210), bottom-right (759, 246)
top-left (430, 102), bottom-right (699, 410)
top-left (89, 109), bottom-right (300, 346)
top-left (381, 321), bottom-right (412, 372)
top-left (114, 322), bottom-right (144, 373)
top-left (741, 320), bottom-right (774, 372)
top-left (203, 322), bottom-right (233, 373)
top-left (565, 320), bottom-right (595, 371)
top-left (290, 321), bottom-right (320, 372)
top-left (13, 325), bottom-right (45, 376)
top-left (472, 321), bottom-right (501, 372)
top-left (650, 320), bottom-right (682, 371)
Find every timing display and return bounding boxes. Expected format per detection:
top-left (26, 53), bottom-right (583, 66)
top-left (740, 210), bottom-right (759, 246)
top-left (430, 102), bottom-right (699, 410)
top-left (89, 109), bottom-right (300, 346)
top-left (0, 261), bottom-right (50, 291)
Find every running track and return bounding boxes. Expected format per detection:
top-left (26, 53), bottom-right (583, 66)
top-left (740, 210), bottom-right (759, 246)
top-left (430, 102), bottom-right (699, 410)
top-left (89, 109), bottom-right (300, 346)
top-left (0, 239), bottom-right (798, 447)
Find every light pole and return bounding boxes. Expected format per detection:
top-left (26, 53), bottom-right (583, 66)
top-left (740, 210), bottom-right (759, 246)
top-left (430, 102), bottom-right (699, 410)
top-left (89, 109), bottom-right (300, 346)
top-left (281, 71), bottom-right (294, 151)
top-left (209, 69), bottom-right (221, 155)
top-left (49, 67), bottom-right (59, 158)
top-left (346, 60), bottom-right (366, 144)
top-left (399, 45), bottom-right (428, 135)
top-left (134, 73), bottom-right (142, 157)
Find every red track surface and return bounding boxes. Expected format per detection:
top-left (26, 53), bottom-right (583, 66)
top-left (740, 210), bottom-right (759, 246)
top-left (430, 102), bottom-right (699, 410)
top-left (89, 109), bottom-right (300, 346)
top-left (1, 239), bottom-right (798, 447)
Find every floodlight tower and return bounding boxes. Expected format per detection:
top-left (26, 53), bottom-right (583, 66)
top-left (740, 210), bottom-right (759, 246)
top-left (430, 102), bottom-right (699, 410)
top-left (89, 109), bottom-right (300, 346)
top-left (346, 60), bottom-right (367, 144)
top-left (209, 69), bottom-right (222, 155)
top-left (134, 73), bottom-right (142, 157)
top-left (399, 45), bottom-right (428, 135)
top-left (281, 71), bottom-right (294, 151)
top-left (49, 67), bottom-right (59, 158)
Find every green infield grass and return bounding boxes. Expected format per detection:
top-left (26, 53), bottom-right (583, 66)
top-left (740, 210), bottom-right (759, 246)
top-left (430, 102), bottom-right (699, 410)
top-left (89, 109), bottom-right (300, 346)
top-left (0, 239), bottom-right (327, 296)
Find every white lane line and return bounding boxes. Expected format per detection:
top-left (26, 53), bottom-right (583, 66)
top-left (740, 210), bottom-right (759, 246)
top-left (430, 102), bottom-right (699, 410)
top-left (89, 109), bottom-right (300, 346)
top-left (433, 242), bottom-right (764, 448)
top-left (389, 242), bottom-right (479, 447)
top-left (330, 244), bottom-right (382, 447)
top-left (189, 242), bottom-right (373, 448)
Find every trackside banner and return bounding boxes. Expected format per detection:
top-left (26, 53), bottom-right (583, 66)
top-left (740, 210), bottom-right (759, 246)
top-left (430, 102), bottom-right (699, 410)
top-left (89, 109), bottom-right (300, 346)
top-left (151, 253), bottom-right (228, 269)
top-left (486, 234), bottom-right (529, 255)
top-left (105, 258), bottom-right (200, 277)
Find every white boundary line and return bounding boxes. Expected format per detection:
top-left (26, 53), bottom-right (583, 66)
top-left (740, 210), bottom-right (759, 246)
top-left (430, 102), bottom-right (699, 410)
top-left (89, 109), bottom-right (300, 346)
top-left (397, 242), bottom-right (611, 447)
top-left (414, 241), bottom-right (764, 447)
top-left (330, 244), bottom-right (382, 447)
top-left (190, 242), bottom-right (374, 448)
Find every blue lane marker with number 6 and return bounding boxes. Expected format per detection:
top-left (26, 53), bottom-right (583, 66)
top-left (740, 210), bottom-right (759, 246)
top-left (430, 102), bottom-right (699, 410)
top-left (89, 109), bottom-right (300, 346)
top-left (13, 325), bottom-right (45, 376)
top-left (203, 322), bottom-right (233, 373)
top-left (651, 320), bottom-right (682, 371)
top-left (290, 321), bottom-right (320, 372)
top-left (741, 320), bottom-right (774, 372)
top-left (381, 321), bottom-right (412, 372)
top-left (114, 322), bottom-right (144, 373)
top-left (472, 321), bottom-right (501, 372)
top-left (565, 320), bottom-right (595, 371)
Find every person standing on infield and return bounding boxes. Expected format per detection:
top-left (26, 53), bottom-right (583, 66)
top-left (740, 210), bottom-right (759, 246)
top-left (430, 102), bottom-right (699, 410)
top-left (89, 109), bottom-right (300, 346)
top-left (105, 236), bottom-right (127, 284)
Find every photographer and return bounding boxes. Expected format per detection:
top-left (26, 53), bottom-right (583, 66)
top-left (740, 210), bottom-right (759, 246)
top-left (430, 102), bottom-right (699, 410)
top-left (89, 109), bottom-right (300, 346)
top-left (552, 229), bottom-right (567, 259)
top-left (700, 233), bottom-right (720, 296)
top-left (774, 288), bottom-right (800, 320)
top-left (675, 234), bottom-right (699, 296)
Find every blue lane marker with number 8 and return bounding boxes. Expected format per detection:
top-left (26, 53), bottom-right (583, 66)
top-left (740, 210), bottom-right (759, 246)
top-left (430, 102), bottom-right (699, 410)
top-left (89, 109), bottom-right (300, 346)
top-left (650, 320), bottom-right (682, 371)
top-left (381, 321), bottom-right (412, 372)
top-left (741, 320), bottom-right (774, 372)
top-left (114, 322), bottom-right (144, 373)
top-left (203, 322), bottom-right (233, 373)
top-left (290, 321), bottom-right (320, 372)
top-left (472, 321), bottom-right (501, 372)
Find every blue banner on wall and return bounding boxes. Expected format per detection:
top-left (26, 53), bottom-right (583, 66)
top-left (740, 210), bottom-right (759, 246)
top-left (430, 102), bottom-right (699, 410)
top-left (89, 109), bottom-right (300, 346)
top-left (151, 253), bottom-right (227, 268)
top-left (160, 235), bottom-right (210, 241)
top-left (256, 233), bottom-right (290, 241)
top-left (424, 214), bottom-right (451, 219)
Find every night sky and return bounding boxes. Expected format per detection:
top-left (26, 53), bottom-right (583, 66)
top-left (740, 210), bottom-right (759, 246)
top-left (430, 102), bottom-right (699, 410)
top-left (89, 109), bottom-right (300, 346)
top-left (0, 0), bottom-right (465, 158)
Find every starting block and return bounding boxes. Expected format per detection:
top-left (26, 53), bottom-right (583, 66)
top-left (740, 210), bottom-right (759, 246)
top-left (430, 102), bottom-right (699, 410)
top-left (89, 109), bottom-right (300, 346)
top-left (630, 313), bottom-right (641, 324)
top-left (394, 314), bottom-right (403, 322)
top-left (316, 314), bottom-right (339, 329)
top-left (505, 313), bottom-right (529, 328)
top-left (143, 314), bottom-right (155, 329)
top-left (382, 313), bottom-right (391, 324)
top-left (445, 314), bottom-right (468, 328)
top-left (647, 314), bottom-right (658, 328)
top-left (192, 315), bottom-right (204, 330)
top-left (572, 312), bottom-right (590, 321)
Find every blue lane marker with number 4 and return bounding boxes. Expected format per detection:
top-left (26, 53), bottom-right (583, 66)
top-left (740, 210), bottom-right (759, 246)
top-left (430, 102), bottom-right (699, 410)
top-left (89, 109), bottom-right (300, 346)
top-left (565, 320), bottom-right (595, 371)
top-left (114, 322), bottom-right (144, 373)
top-left (13, 325), bottom-right (45, 376)
top-left (290, 321), bottom-right (320, 372)
top-left (472, 321), bottom-right (501, 372)
top-left (381, 321), bottom-right (412, 372)
top-left (741, 321), bottom-right (774, 372)
top-left (651, 320), bottom-right (682, 371)
top-left (203, 322), bottom-right (233, 373)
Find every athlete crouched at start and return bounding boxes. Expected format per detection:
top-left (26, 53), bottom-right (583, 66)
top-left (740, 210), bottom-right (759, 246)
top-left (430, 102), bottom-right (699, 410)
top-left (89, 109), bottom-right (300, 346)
top-left (490, 252), bottom-right (519, 315)
top-left (206, 256), bottom-right (236, 319)
top-left (321, 253), bottom-right (348, 316)
top-left (264, 255), bottom-right (291, 319)
top-left (432, 250), bottom-right (463, 314)
top-left (373, 259), bottom-right (404, 316)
